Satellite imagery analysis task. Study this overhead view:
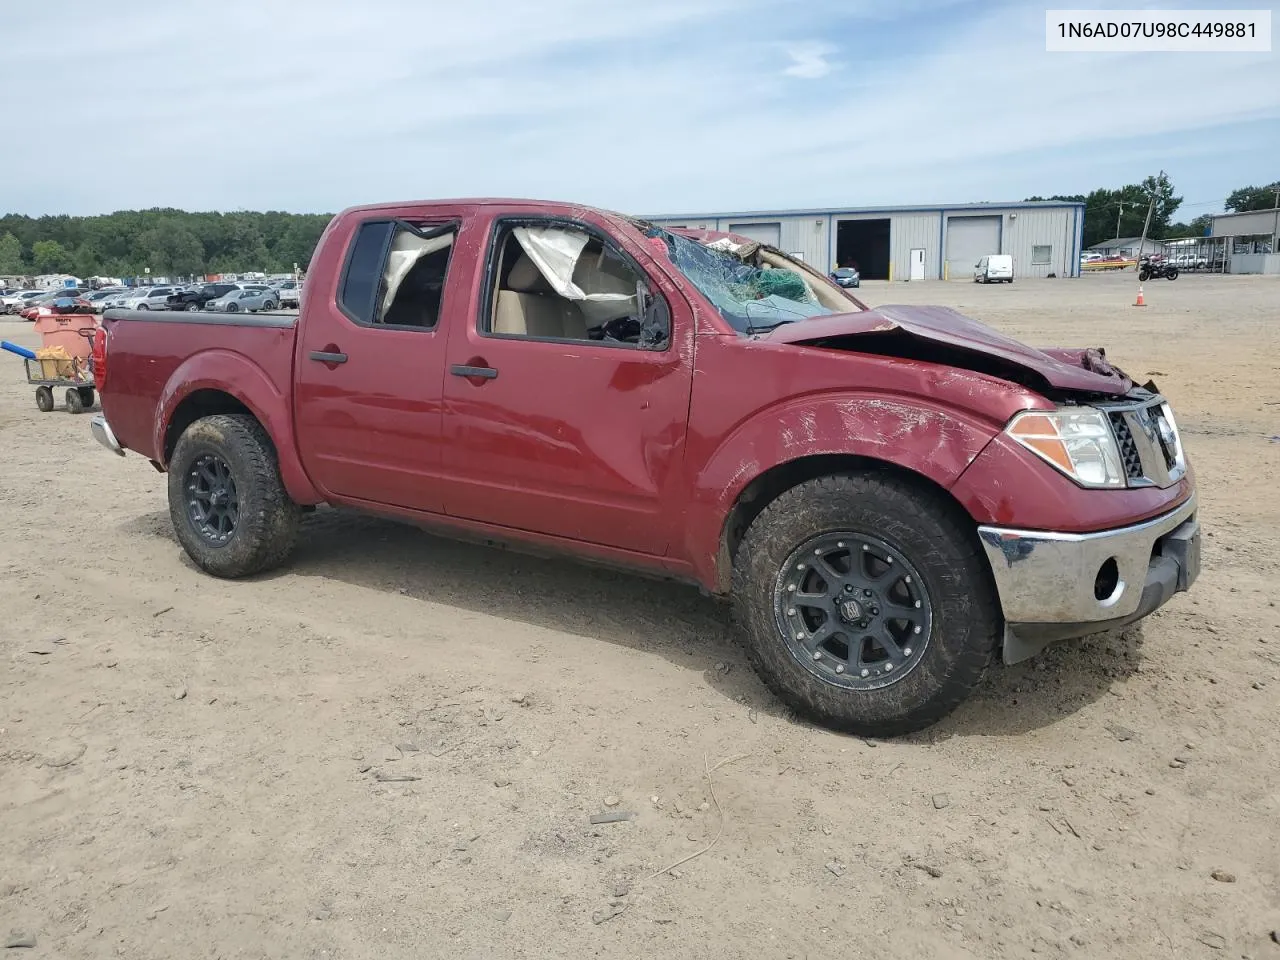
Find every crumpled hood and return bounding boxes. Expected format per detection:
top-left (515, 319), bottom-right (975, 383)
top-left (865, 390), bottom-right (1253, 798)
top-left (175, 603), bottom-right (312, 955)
top-left (761, 304), bottom-right (1132, 396)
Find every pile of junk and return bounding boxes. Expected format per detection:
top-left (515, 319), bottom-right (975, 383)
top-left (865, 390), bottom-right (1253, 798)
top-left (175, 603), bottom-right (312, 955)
top-left (2, 297), bottom-right (101, 413)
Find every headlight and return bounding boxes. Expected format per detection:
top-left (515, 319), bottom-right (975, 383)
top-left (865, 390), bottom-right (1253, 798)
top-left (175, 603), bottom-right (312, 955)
top-left (1006, 407), bottom-right (1125, 488)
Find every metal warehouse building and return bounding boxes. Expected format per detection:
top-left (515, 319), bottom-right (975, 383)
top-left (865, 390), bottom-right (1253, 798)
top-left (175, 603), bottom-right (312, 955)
top-left (645, 201), bottom-right (1086, 280)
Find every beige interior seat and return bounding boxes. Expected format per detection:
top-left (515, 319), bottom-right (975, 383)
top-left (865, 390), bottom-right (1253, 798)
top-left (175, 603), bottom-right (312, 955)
top-left (493, 253), bottom-right (590, 340)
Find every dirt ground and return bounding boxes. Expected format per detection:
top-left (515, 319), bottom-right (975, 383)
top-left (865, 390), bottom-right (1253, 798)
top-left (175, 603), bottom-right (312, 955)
top-left (2, 271), bottom-right (1278, 960)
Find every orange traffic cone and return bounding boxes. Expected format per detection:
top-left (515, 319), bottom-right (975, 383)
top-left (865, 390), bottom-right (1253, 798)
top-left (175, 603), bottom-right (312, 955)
top-left (1134, 285), bottom-right (1146, 307)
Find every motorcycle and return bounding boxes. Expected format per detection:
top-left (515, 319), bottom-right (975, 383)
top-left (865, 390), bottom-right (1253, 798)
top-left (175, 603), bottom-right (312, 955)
top-left (1139, 256), bottom-right (1178, 281)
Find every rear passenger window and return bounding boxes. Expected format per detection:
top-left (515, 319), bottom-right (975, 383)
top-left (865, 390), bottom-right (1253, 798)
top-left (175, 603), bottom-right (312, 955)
top-left (339, 219), bottom-right (455, 329)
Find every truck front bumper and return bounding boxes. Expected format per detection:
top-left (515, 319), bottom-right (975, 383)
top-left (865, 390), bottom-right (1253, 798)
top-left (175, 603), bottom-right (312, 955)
top-left (977, 494), bottom-right (1199, 664)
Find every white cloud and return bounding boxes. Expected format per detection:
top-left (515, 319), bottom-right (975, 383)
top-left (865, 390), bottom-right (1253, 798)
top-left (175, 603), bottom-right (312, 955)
top-left (783, 43), bottom-right (836, 79)
top-left (0, 0), bottom-right (1276, 215)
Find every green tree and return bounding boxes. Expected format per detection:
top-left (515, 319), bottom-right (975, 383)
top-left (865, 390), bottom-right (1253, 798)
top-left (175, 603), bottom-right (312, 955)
top-left (1225, 182), bottom-right (1280, 212)
top-left (1027, 173), bottom-right (1182, 247)
top-left (133, 220), bottom-right (205, 277)
top-left (32, 239), bottom-right (72, 273)
top-left (0, 232), bottom-right (23, 274)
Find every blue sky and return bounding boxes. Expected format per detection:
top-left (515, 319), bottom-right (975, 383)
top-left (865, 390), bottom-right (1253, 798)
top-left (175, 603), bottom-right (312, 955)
top-left (0, 0), bottom-right (1276, 218)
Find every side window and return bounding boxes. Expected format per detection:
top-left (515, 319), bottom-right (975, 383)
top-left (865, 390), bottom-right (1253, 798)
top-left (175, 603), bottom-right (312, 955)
top-left (485, 222), bottom-right (669, 349)
top-left (339, 219), bottom-right (455, 329)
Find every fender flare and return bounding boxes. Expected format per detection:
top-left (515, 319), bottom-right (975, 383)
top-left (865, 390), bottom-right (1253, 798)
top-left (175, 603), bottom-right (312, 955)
top-left (683, 392), bottom-right (1000, 590)
top-left (154, 348), bottom-right (321, 504)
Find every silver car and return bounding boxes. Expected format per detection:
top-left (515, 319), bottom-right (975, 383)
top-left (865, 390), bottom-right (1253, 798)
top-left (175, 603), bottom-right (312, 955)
top-left (204, 288), bottom-right (278, 313)
top-left (121, 286), bottom-right (176, 310)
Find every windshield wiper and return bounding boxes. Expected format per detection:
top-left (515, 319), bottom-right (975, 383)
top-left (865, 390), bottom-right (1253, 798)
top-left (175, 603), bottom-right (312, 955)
top-left (743, 320), bottom-right (794, 335)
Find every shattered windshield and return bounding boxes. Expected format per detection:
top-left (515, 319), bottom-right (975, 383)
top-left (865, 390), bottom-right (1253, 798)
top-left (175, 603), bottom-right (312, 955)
top-left (645, 228), bottom-right (846, 334)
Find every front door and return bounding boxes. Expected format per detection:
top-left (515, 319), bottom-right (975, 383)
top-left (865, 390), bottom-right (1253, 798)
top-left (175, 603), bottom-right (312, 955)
top-left (293, 215), bottom-right (465, 513)
top-left (909, 248), bottom-right (925, 281)
top-left (439, 215), bottom-right (693, 556)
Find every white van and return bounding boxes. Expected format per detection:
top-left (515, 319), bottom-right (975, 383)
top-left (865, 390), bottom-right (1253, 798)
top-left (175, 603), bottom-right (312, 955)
top-left (974, 254), bottom-right (1014, 283)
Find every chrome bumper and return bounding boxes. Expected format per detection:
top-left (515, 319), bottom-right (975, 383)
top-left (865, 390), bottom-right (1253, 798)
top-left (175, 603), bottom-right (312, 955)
top-left (90, 414), bottom-right (125, 456)
top-left (978, 495), bottom-right (1199, 663)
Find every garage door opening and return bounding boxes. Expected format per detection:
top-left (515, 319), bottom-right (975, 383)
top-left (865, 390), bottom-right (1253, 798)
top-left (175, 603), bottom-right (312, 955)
top-left (726, 222), bottom-right (782, 247)
top-left (836, 219), bottom-right (890, 280)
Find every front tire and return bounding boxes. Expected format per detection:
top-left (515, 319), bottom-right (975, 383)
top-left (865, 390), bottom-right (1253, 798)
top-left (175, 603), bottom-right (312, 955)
top-left (187, 302), bottom-right (201, 312)
top-left (732, 472), bottom-right (1000, 737)
top-left (167, 414), bottom-right (301, 578)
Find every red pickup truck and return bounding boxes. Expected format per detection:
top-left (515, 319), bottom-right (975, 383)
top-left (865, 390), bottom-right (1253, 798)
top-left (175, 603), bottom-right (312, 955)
top-left (89, 198), bottom-right (1200, 736)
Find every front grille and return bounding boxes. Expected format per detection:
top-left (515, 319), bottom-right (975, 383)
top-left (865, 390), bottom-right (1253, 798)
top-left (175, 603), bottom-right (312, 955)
top-left (1109, 412), bottom-right (1145, 480)
top-left (1104, 397), bottom-right (1185, 488)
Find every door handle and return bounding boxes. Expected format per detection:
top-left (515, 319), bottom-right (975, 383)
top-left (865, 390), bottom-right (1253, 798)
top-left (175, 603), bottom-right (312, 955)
top-left (450, 364), bottom-right (498, 380)
top-left (309, 350), bottom-right (347, 364)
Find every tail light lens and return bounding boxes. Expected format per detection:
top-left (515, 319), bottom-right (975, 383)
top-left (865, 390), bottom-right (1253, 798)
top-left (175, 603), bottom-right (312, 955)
top-left (92, 326), bottom-right (108, 389)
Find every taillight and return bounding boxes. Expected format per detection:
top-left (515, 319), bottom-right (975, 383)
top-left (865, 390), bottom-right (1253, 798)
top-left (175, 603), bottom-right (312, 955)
top-left (92, 326), bottom-right (108, 389)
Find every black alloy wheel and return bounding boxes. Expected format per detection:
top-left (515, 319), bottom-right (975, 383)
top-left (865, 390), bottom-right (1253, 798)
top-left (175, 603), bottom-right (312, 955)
top-left (185, 453), bottom-right (240, 545)
top-left (775, 532), bottom-right (933, 689)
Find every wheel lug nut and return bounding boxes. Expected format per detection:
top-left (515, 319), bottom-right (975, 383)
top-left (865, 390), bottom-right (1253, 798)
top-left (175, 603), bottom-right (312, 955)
top-left (904, 647), bottom-right (913, 657)
top-left (837, 541), bottom-right (845, 549)
top-left (787, 608), bottom-right (795, 616)
top-left (863, 589), bottom-right (872, 597)
top-left (914, 600), bottom-right (922, 608)
top-left (812, 651), bottom-right (822, 661)
top-left (835, 664), bottom-right (845, 674)
top-left (884, 664), bottom-right (893, 673)
top-left (795, 632), bottom-right (804, 640)
top-left (913, 625), bottom-right (922, 634)
top-left (860, 668), bottom-right (870, 678)
top-left (858, 619), bottom-right (868, 628)
top-left (844, 585), bottom-right (854, 593)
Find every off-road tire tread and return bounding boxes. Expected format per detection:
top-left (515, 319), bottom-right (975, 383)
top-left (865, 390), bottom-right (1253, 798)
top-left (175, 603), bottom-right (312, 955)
top-left (167, 413), bottom-right (300, 578)
top-left (732, 471), bottom-right (1000, 737)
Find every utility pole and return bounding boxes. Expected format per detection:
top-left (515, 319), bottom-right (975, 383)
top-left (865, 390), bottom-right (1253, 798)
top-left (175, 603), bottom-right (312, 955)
top-left (1272, 184), bottom-right (1278, 259)
top-left (1136, 170), bottom-right (1161, 291)
top-left (1115, 202), bottom-right (1125, 241)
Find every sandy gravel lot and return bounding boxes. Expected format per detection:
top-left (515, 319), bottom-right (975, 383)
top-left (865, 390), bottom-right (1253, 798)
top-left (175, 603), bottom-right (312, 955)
top-left (2, 271), bottom-right (1278, 959)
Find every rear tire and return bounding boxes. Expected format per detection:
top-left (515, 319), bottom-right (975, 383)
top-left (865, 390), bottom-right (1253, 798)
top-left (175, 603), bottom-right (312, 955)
top-left (35, 386), bottom-right (54, 412)
top-left (167, 414), bottom-right (301, 578)
top-left (732, 472), bottom-right (1000, 737)
top-left (187, 302), bottom-right (201, 312)
top-left (65, 388), bottom-right (85, 414)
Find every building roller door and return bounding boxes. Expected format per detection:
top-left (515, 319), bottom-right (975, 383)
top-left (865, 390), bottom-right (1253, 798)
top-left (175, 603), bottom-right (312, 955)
top-left (946, 216), bottom-right (1001, 279)
top-left (727, 222), bottom-right (782, 247)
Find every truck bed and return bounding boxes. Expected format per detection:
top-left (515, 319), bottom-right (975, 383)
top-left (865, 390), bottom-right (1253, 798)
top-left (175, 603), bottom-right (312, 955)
top-left (100, 309), bottom-right (299, 463)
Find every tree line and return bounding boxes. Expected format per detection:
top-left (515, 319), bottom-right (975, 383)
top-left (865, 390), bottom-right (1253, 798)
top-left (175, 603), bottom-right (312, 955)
top-left (1027, 175), bottom-right (1279, 250)
top-left (2, 177), bottom-right (1276, 279)
top-left (0, 208), bottom-right (333, 279)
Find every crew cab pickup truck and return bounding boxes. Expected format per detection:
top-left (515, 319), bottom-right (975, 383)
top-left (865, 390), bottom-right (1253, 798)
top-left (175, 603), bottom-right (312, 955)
top-left (90, 198), bottom-right (1200, 736)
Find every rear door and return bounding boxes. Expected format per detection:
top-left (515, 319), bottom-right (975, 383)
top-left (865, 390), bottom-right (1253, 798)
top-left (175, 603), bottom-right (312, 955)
top-left (293, 212), bottom-right (468, 512)
top-left (437, 212), bottom-right (694, 556)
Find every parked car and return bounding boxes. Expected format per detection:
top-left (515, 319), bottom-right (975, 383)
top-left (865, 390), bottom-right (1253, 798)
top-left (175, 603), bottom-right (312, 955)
top-left (100, 289), bottom-right (140, 311)
top-left (21, 295), bottom-right (94, 320)
top-left (272, 279), bottom-right (302, 307)
top-left (974, 254), bottom-right (1014, 283)
top-left (120, 286), bottom-right (177, 311)
top-left (1, 290), bottom-right (46, 314)
top-left (168, 282), bottom-right (242, 312)
top-left (19, 289), bottom-right (87, 319)
top-left (84, 289), bottom-right (125, 312)
top-left (88, 197), bottom-right (1200, 737)
top-left (203, 288), bottom-right (278, 312)
top-left (829, 267), bottom-right (860, 289)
